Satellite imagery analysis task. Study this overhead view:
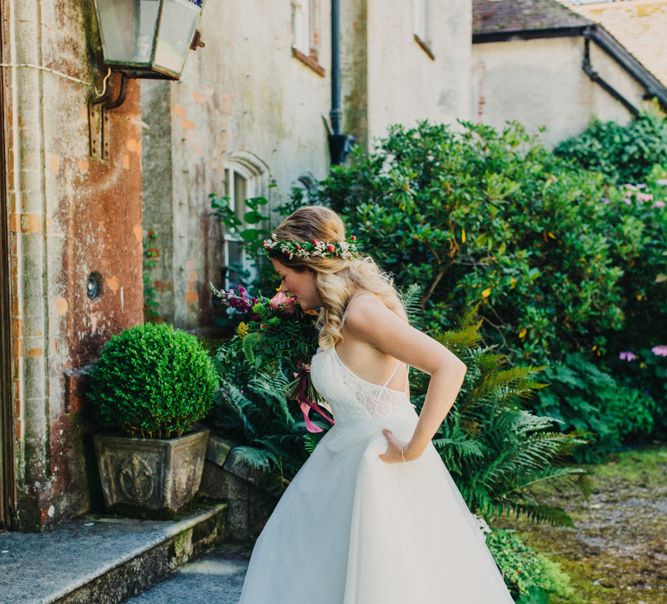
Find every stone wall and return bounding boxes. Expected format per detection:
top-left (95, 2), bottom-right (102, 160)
top-left (2, 0), bottom-right (143, 530)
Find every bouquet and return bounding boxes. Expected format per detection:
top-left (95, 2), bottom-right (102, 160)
top-left (209, 282), bottom-right (335, 433)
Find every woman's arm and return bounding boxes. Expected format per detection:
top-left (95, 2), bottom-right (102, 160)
top-left (345, 294), bottom-right (467, 461)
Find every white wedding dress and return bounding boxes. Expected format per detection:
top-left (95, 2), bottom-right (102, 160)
top-left (238, 302), bottom-right (514, 603)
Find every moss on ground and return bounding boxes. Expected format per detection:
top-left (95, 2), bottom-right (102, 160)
top-left (494, 445), bottom-right (667, 603)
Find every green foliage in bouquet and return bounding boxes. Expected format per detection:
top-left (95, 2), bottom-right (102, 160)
top-left (87, 323), bottom-right (218, 439)
top-left (485, 528), bottom-right (574, 603)
top-left (554, 110), bottom-right (667, 185)
top-left (533, 353), bottom-right (657, 462)
top-left (210, 286), bottom-right (325, 481)
top-left (311, 120), bottom-right (635, 367)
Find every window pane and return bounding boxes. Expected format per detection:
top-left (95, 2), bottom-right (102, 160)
top-left (292, 0), bottom-right (310, 53)
top-left (96, 0), bottom-right (160, 65)
top-left (414, 0), bottom-right (428, 41)
top-left (225, 240), bottom-right (244, 288)
top-left (153, 0), bottom-right (202, 76)
top-left (234, 172), bottom-right (247, 223)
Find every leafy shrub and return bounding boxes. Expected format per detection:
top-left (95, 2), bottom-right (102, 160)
top-left (88, 323), bottom-right (218, 438)
top-left (598, 167), bottom-right (667, 373)
top-left (554, 111), bottom-right (667, 185)
top-left (486, 528), bottom-right (574, 602)
top-left (419, 305), bottom-right (591, 525)
top-left (533, 353), bottom-right (656, 461)
top-left (311, 120), bottom-right (631, 366)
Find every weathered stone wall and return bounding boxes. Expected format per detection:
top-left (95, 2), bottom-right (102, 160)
top-left (472, 36), bottom-right (651, 147)
top-left (142, 0), bottom-right (333, 329)
top-left (2, 0), bottom-right (143, 530)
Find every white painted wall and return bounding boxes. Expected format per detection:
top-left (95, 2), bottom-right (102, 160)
top-left (471, 36), bottom-right (651, 147)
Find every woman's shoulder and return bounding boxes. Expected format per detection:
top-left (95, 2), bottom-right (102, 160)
top-left (344, 290), bottom-right (389, 326)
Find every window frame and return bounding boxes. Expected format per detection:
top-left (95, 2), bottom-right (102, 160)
top-left (291, 0), bottom-right (325, 76)
top-left (221, 152), bottom-right (270, 289)
top-left (413, 0), bottom-right (435, 61)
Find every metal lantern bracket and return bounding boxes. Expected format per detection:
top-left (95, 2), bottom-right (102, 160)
top-left (87, 70), bottom-right (131, 160)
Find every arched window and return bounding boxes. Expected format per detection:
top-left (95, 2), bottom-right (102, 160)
top-left (221, 152), bottom-right (270, 289)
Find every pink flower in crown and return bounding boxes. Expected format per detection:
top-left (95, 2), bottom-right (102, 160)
top-left (651, 345), bottom-right (667, 357)
top-left (619, 351), bottom-right (637, 361)
top-left (269, 291), bottom-right (297, 314)
top-left (653, 201), bottom-right (665, 209)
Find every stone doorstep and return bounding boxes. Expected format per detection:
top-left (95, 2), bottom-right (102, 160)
top-left (0, 502), bottom-right (230, 604)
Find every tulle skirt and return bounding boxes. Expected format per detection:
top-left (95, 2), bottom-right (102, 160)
top-left (238, 413), bottom-right (514, 603)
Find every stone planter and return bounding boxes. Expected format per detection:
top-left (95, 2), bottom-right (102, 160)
top-left (93, 428), bottom-right (210, 515)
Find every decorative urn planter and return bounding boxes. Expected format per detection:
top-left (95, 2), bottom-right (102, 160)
top-left (86, 323), bottom-right (219, 518)
top-left (94, 428), bottom-right (209, 515)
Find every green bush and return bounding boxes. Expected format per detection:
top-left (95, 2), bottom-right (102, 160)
top-left (533, 353), bottom-right (656, 462)
top-left (486, 528), bottom-right (574, 602)
top-left (554, 111), bottom-right (667, 185)
top-left (417, 304), bottom-right (591, 525)
top-left (312, 120), bottom-right (629, 366)
top-left (292, 120), bottom-right (664, 449)
top-left (87, 323), bottom-right (218, 438)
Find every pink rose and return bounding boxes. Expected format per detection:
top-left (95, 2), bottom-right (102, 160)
top-left (269, 291), bottom-right (297, 314)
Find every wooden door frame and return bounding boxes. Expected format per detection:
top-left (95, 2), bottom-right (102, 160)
top-left (0, 0), bottom-right (15, 529)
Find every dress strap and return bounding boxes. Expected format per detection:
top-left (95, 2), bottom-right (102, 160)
top-left (382, 360), bottom-right (401, 390)
top-left (341, 293), bottom-right (366, 327)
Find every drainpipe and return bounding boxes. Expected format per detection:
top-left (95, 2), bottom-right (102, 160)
top-left (582, 27), bottom-right (639, 117)
top-left (328, 0), bottom-right (355, 165)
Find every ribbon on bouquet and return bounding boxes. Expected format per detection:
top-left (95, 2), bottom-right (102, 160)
top-left (293, 361), bottom-right (335, 433)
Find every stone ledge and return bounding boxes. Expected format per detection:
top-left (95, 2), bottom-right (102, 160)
top-left (0, 502), bottom-right (228, 604)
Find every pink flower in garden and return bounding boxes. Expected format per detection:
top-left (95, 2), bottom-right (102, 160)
top-left (651, 345), bottom-right (667, 357)
top-left (269, 291), bottom-right (297, 314)
top-left (619, 351), bottom-right (637, 361)
top-left (653, 201), bottom-right (665, 209)
top-left (601, 197), bottom-right (610, 204)
top-left (622, 198), bottom-right (632, 205)
top-left (636, 192), bottom-right (653, 203)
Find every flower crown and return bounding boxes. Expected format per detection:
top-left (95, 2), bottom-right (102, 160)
top-left (262, 233), bottom-right (360, 260)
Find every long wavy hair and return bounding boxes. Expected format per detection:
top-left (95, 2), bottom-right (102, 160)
top-left (269, 206), bottom-right (408, 348)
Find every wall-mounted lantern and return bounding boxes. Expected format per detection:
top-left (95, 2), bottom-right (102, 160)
top-left (93, 0), bottom-right (206, 109)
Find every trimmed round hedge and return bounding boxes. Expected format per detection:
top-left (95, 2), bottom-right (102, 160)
top-left (87, 323), bottom-right (218, 439)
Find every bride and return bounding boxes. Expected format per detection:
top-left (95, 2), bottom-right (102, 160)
top-left (238, 206), bottom-right (514, 603)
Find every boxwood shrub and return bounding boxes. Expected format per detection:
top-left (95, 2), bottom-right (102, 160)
top-left (87, 323), bottom-right (218, 438)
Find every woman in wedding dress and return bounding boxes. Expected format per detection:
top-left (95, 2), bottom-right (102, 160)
top-left (237, 206), bottom-right (514, 603)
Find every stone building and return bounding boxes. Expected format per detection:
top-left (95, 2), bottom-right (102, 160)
top-left (1, 0), bottom-right (472, 531)
top-left (471, 0), bottom-right (667, 146)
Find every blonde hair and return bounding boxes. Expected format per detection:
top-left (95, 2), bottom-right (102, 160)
top-left (270, 206), bottom-right (408, 348)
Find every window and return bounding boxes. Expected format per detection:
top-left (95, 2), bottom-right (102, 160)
top-left (292, 0), bottom-right (312, 56)
top-left (413, 0), bottom-right (434, 60)
top-left (291, 0), bottom-right (325, 75)
top-left (221, 153), bottom-right (270, 289)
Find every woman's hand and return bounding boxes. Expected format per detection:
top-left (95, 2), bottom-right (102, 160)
top-left (378, 429), bottom-right (421, 463)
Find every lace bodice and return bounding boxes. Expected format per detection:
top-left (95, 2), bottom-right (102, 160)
top-left (309, 294), bottom-right (417, 428)
top-left (310, 346), bottom-right (417, 428)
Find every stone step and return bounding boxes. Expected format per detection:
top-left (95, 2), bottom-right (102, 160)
top-left (126, 543), bottom-right (251, 603)
top-left (0, 501), bottom-right (229, 604)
